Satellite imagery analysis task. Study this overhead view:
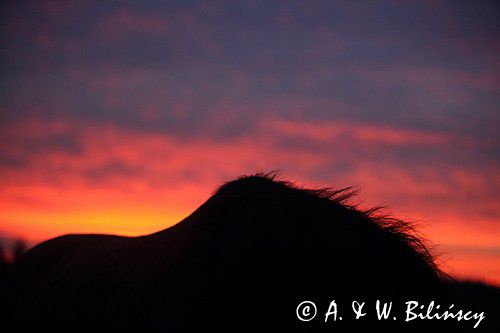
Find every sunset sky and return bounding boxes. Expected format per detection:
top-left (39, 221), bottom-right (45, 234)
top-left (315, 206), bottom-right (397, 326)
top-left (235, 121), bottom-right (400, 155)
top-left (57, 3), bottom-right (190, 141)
top-left (1, 1), bottom-right (499, 284)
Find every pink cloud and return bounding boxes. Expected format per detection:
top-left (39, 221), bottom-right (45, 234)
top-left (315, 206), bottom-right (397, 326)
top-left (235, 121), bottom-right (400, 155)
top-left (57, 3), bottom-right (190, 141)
top-left (261, 118), bottom-right (473, 147)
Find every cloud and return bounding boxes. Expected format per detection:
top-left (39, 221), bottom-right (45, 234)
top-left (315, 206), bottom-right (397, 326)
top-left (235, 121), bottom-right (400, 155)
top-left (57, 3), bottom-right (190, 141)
top-left (263, 118), bottom-right (455, 147)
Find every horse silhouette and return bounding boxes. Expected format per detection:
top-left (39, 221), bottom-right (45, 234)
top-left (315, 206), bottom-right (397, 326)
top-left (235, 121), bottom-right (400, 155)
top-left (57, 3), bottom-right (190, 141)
top-left (1, 174), bottom-right (461, 331)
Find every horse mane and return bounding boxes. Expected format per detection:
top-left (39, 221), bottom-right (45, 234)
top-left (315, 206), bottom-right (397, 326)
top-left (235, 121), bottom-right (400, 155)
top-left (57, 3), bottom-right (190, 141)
top-left (216, 171), bottom-right (443, 278)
